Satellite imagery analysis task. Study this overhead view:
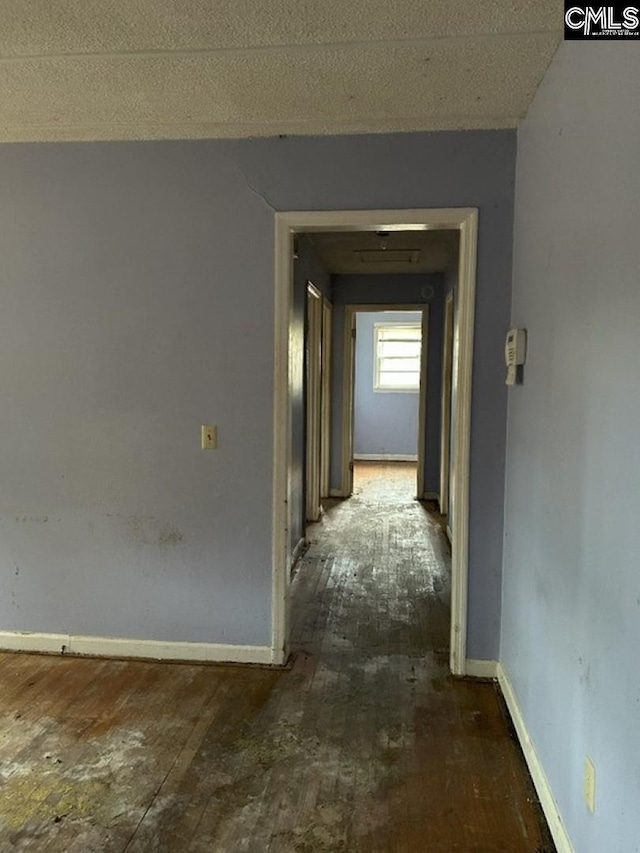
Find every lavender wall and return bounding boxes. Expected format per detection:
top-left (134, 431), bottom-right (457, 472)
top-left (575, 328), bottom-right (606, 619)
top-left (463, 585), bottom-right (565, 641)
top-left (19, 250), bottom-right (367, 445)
top-left (354, 311), bottom-right (421, 459)
top-left (0, 130), bottom-right (515, 659)
top-left (502, 43), bottom-right (640, 852)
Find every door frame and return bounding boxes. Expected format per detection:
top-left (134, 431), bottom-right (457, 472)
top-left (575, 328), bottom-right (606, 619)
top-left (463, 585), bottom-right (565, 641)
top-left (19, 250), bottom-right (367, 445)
top-left (272, 208), bottom-right (478, 676)
top-left (440, 291), bottom-right (454, 517)
top-left (305, 281), bottom-right (323, 522)
top-left (320, 298), bottom-right (333, 499)
top-left (340, 304), bottom-right (429, 500)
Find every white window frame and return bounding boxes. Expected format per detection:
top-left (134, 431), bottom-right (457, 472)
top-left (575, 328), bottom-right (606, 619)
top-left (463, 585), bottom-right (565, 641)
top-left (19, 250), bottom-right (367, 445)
top-left (373, 322), bottom-right (422, 393)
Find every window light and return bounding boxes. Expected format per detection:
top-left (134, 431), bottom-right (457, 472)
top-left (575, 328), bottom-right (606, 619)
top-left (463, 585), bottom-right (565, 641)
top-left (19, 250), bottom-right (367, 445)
top-left (374, 323), bottom-right (422, 392)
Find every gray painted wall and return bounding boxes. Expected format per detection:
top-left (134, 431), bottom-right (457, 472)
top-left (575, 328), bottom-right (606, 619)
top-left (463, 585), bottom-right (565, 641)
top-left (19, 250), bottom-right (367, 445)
top-left (501, 43), bottom-right (640, 853)
top-left (291, 236), bottom-right (331, 552)
top-left (0, 130), bottom-right (515, 659)
top-left (354, 311), bottom-right (421, 458)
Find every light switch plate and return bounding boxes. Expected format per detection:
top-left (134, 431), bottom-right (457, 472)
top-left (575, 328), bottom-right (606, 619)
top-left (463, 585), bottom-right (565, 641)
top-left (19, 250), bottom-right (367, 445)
top-left (201, 425), bottom-right (217, 450)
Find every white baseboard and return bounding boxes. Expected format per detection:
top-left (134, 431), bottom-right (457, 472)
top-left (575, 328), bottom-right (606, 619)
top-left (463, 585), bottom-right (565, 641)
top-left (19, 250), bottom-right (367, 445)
top-left (353, 454), bottom-right (418, 462)
top-left (465, 658), bottom-right (498, 678)
top-left (0, 631), bottom-right (275, 666)
top-left (497, 664), bottom-right (574, 853)
top-left (446, 524), bottom-right (452, 543)
top-left (290, 537), bottom-right (307, 570)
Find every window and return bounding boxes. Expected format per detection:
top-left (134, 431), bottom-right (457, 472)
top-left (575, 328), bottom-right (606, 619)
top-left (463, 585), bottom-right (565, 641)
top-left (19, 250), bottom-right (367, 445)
top-left (374, 322), bottom-right (422, 391)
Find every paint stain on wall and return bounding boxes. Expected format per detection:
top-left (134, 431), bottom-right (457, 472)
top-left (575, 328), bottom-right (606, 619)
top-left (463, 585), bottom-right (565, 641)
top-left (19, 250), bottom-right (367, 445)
top-left (13, 516), bottom-right (49, 524)
top-left (107, 515), bottom-right (184, 549)
top-left (157, 528), bottom-right (183, 548)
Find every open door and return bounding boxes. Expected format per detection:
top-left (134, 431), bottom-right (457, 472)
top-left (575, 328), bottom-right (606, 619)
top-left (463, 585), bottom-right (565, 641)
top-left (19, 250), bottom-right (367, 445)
top-left (416, 307), bottom-right (429, 499)
top-left (320, 298), bottom-right (333, 499)
top-left (439, 292), bottom-right (454, 517)
top-left (305, 282), bottom-right (323, 522)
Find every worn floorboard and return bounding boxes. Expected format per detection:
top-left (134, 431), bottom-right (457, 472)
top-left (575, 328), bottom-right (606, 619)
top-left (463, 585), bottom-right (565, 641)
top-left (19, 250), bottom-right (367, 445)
top-left (0, 462), bottom-right (555, 851)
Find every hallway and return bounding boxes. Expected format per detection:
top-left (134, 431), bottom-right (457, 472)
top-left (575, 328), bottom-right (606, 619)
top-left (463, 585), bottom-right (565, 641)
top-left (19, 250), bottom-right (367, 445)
top-left (286, 462), bottom-right (554, 850)
top-left (0, 464), bottom-right (554, 851)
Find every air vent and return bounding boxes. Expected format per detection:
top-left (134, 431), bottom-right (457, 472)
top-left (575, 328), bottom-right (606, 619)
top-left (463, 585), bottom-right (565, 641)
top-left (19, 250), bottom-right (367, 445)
top-left (357, 250), bottom-right (420, 264)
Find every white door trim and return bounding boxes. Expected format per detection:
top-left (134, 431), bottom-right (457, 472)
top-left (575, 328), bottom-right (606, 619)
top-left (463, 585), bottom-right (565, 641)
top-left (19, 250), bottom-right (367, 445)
top-left (341, 304), bottom-right (428, 500)
top-left (417, 306), bottom-right (430, 500)
top-left (305, 282), bottom-right (323, 522)
top-left (272, 208), bottom-right (478, 675)
top-left (440, 291), bottom-right (454, 515)
top-left (320, 298), bottom-right (333, 499)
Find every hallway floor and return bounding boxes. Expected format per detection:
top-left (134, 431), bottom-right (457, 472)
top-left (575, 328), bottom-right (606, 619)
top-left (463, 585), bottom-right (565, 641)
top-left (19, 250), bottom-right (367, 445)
top-left (0, 463), bottom-right (554, 851)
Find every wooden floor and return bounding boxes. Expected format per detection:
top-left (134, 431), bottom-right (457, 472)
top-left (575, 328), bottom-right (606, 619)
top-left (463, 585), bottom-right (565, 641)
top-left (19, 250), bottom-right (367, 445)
top-left (0, 462), bottom-right (554, 852)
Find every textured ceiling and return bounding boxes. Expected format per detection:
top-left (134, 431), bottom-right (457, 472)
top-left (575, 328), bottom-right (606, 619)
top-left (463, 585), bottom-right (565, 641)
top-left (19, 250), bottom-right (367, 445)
top-left (0, 1), bottom-right (563, 143)
top-left (309, 230), bottom-right (459, 275)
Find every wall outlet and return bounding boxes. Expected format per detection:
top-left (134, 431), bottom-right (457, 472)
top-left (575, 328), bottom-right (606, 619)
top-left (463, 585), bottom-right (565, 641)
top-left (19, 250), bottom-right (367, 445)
top-left (584, 756), bottom-right (596, 813)
top-left (201, 425), bottom-right (217, 450)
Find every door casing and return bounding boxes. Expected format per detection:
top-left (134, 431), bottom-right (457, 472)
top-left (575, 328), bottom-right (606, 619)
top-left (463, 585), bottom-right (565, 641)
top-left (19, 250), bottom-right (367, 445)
top-left (272, 208), bottom-right (478, 676)
top-left (340, 304), bottom-right (429, 500)
top-left (305, 281), bottom-right (323, 523)
top-left (320, 298), bottom-right (333, 499)
top-left (440, 291), bottom-right (454, 517)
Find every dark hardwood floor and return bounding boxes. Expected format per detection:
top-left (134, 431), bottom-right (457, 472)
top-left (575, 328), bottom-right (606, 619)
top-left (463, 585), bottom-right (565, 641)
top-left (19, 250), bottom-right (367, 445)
top-left (0, 462), bottom-right (554, 851)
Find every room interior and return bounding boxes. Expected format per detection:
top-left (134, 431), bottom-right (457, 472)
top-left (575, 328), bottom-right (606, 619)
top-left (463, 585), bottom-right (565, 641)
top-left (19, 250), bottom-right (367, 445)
top-left (0, 3), bottom-right (638, 851)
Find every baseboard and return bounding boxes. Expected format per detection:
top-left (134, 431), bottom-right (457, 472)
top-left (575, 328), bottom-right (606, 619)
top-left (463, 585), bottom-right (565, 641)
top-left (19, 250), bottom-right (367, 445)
top-left (353, 454), bottom-right (418, 462)
top-left (329, 488), bottom-right (346, 498)
top-left (421, 491), bottom-right (440, 501)
top-left (446, 524), bottom-right (452, 542)
top-left (290, 537), bottom-right (307, 570)
top-left (0, 631), bottom-right (275, 666)
top-left (465, 658), bottom-right (498, 678)
top-left (497, 664), bottom-right (574, 853)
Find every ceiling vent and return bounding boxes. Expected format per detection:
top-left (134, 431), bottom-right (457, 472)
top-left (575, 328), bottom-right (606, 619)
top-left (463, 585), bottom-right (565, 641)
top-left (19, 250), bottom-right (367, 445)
top-left (357, 250), bottom-right (420, 264)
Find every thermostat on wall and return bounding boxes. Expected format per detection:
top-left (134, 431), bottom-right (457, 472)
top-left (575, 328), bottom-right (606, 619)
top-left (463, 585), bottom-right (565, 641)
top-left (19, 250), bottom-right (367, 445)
top-left (505, 328), bottom-right (527, 386)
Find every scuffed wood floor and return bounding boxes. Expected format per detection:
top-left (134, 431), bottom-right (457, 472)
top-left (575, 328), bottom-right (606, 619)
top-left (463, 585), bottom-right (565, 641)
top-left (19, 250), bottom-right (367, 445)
top-left (0, 462), bottom-right (555, 851)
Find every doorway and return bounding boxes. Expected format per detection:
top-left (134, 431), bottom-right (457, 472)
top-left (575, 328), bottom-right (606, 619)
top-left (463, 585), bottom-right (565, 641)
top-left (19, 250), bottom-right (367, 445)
top-left (341, 305), bottom-right (429, 502)
top-left (272, 209), bottom-right (478, 676)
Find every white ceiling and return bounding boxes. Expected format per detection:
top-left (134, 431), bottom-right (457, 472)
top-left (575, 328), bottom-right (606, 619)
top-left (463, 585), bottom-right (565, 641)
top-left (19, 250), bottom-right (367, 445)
top-left (308, 230), bottom-right (459, 275)
top-left (0, 1), bottom-right (562, 143)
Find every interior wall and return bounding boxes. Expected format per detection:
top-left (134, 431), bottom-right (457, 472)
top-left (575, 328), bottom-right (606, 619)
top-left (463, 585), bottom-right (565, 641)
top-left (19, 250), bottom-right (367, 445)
top-left (501, 43), bottom-right (640, 853)
top-left (0, 130), bottom-right (515, 659)
top-left (0, 143), bottom-right (275, 647)
top-left (353, 311), bottom-right (422, 459)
